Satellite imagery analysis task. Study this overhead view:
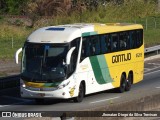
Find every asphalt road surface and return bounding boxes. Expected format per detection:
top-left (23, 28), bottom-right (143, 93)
top-left (0, 58), bottom-right (160, 112)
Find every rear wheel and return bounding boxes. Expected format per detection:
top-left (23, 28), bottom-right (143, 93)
top-left (73, 83), bottom-right (84, 103)
top-left (118, 74), bottom-right (126, 93)
top-left (125, 73), bottom-right (132, 91)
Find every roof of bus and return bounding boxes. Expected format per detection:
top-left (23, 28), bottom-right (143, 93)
top-left (27, 23), bottom-right (143, 43)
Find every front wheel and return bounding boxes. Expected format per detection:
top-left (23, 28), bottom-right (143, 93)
top-left (73, 83), bottom-right (84, 103)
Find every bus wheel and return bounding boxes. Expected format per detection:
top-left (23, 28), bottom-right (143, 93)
top-left (73, 83), bottom-right (84, 103)
top-left (118, 74), bottom-right (126, 93)
top-left (35, 99), bottom-right (44, 104)
top-left (125, 73), bottom-right (132, 91)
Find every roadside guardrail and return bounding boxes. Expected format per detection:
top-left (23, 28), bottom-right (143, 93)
top-left (0, 45), bottom-right (160, 91)
top-left (144, 45), bottom-right (160, 57)
top-left (0, 75), bottom-right (20, 90)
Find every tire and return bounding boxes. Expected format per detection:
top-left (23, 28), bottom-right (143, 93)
top-left (125, 73), bottom-right (132, 91)
top-left (118, 74), bottom-right (126, 93)
top-left (73, 83), bottom-right (84, 103)
top-left (35, 98), bottom-right (44, 104)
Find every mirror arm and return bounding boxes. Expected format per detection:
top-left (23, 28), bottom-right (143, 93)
top-left (66, 47), bottom-right (76, 65)
top-left (15, 48), bottom-right (22, 64)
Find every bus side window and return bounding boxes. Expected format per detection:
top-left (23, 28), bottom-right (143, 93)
top-left (106, 34), bottom-right (111, 53)
top-left (81, 38), bottom-right (86, 58)
top-left (91, 35), bottom-right (100, 55)
top-left (136, 30), bottom-right (143, 48)
top-left (120, 32), bottom-right (130, 50)
top-left (129, 31), bottom-right (132, 49)
top-left (130, 29), bottom-right (143, 49)
top-left (125, 32), bottom-right (130, 49)
top-left (81, 37), bottom-right (90, 61)
top-left (71, 38), bottom-right (80, 53)
top-left (111, 33), bottom-right (119, 52)
top-left (119, 32), bottom-right (125, 50)
top-left (98, 34), bottom-right (111, 54)
top-left (70, 38), bottom-right (80, 74)
top-left (100, 35), bottom-right (107, 54)
top-left (130, 31), bottom-right (137, 49)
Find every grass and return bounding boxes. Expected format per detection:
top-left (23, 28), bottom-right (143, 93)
top-left (0, 1), bottom-right (160, 59)
top-left (0, 72), bottom-right (8, 77)
top-left (0, 22), bottom-right (31, 59)
top-left (144, 29), bottom-right (160, 47)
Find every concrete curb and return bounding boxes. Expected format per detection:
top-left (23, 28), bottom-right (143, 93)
top-left (144, 54), bottom-right (160, 61)
top-left (0, 87), bottom-right (19, 96)
top-left (74, 92), bottom-right (160, 120)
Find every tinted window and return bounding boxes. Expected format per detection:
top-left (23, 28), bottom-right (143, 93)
top-left (100, 34), bottom-right (111, 54)
top-left (119, 32), bottom-right (130, 50)
top-left (111, 33), bottom-right (119, 52)
top-left (136, 30), bottom-right (143, 47)
top-left (69, 38), bottom-right (80, 75)
top-left (130, 29), bottom-right (143, 49)
top-left (90, 35), bottom-right (100, 55)
top-left (81, 29), bottom-right (143, 62)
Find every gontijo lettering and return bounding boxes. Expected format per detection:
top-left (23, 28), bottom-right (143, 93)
top-left (112, 53), bottom-right (131, 63)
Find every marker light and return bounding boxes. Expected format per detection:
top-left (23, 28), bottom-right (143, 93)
top-left (57, 81), bottom-right (70, 89)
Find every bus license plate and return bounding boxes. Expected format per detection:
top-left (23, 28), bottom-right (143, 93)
top-left (38, 93), bottom-right (45, 97)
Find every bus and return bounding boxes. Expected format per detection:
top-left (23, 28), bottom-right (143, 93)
top-left (15, 23), bottom-right (144, 103)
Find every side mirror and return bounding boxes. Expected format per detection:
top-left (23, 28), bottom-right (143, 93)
top-left (15, 48), bottom-right (22, 64)
top-left (66, 47), bottom-right (76, 65)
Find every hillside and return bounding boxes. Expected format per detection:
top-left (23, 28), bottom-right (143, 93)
top-left (0, 0), bottom-right (160, 59)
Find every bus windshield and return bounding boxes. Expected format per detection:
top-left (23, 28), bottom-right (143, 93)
top-left (21, 42), bottom-right (69, 82)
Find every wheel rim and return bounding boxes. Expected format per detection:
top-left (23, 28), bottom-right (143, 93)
top-left (127, 79), bottom-right (131, 87)
top-left (126, 74), bottom-right (132, 90)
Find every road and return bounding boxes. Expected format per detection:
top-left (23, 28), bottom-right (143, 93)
top-left (0, 59), bottom-right (20, 76)
top-left (0, 58), bottom-right (160, 112)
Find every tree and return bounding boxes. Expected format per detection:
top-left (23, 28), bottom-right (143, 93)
top-left (0, 0), bottom-right (28, 15)
top-left (0, 0), bottom-right (7, 13)
top-left (158, 0), bottom-right (160, 11)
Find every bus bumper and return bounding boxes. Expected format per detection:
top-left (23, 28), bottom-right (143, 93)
top-left (20, 86), bottom-right (76, 99)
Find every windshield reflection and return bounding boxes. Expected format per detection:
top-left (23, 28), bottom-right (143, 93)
top-left (21, 42), bottom-right (69, 82)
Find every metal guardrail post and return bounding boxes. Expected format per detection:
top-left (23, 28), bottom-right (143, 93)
top-left (144, 45), bottom-right (160, 54)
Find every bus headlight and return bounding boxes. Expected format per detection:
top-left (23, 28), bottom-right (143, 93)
top-left (22, 84), bottom-right (26, 88)
top-left (20, 80), bottom-right (26, 88)
top-left (57, 81), bottom-right (70, 89)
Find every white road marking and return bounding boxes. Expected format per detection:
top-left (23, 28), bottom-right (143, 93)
top-left (0, 101), bottom-right (29, 108)
top-left (155, 87), bottom-right (160, 89)
top-left (144, 69), bottom-right (160, 76)
top-left (0, 96), bottom-right (32, 108)
top-left (147, 63), bottom-right (156, 65)
top-left (144, 68), bottom-right (151, 72)
top-left (144, 66), bottom-right (160, 73)
top-left (90, 96), bottom-right (120, 104)
top-left (144, 68), bottom-right (151, 70)
top-left (0, 105), bottom-right (10, 108)
top-left (147, 63), bottom-right (160, 65)
top-left (2, 96), bottom-right (31, 102)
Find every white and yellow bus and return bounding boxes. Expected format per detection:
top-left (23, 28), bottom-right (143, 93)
top-left (15, 23), bottom-right (144, 103)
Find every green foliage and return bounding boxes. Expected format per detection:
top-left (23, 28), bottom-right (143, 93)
top-left (0, 0), bottom-right (160, 59)
top-left (0, 0), bottom-right (28, 15)
top-left (144, 29), bottom-right (160, 47)
top-left (0, 24), bottom-right (31, 59)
